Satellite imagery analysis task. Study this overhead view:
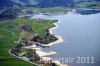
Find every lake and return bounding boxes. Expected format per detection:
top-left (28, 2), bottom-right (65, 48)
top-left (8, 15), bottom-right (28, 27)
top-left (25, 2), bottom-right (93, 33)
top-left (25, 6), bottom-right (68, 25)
top-left (37, 13), bottom-right (100, 66)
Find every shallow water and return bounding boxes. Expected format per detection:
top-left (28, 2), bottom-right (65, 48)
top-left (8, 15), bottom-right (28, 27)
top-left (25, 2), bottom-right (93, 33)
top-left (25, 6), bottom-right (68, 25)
top-left (39, 13), bottom-right (100, 66)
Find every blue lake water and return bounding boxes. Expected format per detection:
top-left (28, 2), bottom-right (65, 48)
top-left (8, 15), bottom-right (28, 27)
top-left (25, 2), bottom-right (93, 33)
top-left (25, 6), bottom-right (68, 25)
top-left (37, 13), bottom-right (100, 66)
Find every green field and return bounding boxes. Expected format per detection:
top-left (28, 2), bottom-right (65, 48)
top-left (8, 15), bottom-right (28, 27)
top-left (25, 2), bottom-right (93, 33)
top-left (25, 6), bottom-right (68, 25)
top-left (0, 18), bottom-right (56, 66)
top-left (0, 29), bottom-right (36, 66)
top-left (28, 7), bottom-right (68, 13)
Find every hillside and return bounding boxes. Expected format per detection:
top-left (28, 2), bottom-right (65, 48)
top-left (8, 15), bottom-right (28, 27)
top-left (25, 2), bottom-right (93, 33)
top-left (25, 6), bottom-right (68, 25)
top-left (0, 0), bottom-right (100, 21)
top-left (0, 0), bottom-right (100, 9)
top-left (0, 0), bottom-right (74, 9)
top-left (0, 0), bottom-right (37, 9)
top-left (35, 0), bottom-right (74, 7)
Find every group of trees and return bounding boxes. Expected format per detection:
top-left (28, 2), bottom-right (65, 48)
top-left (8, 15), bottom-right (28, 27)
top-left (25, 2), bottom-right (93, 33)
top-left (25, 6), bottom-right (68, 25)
top-left (10, 39), bottom-right (33, 56)
top-left (23, 49), bottom-right (40, 63)
top-left (21, 24), bottom-right (32, 32)
top-left (31, 29), bottom-right (58, 44)
top-left (10, 43), bottom-right (22, 56)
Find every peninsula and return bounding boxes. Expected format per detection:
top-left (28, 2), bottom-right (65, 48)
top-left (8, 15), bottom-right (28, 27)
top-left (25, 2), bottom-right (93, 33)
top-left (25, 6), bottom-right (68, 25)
top-left (0, 17), bottom-right (64, 66)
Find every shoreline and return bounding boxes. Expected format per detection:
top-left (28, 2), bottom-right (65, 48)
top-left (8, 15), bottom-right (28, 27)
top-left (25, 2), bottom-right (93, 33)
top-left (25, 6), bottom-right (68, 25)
top-left (49, 22), bottom-right (64, 44)
top-left (23, 20), bottom-right (67, 66)
top-left (35, 21), bottom-right (68, 66)
top-left (9, 17), bottom-right (66, 66)
top-left (40, 22), bottom-right (64, 46)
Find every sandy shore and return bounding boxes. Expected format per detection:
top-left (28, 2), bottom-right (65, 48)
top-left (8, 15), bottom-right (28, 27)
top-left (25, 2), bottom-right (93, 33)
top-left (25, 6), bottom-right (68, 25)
top-left (48, 22), bottom-right (64, 45)
top-left (36, 51), bottom-right (56, 57)
top-left (23, 44), bottom-right (37, 48)
top-left (35, 50), bottom-right (68, 66)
